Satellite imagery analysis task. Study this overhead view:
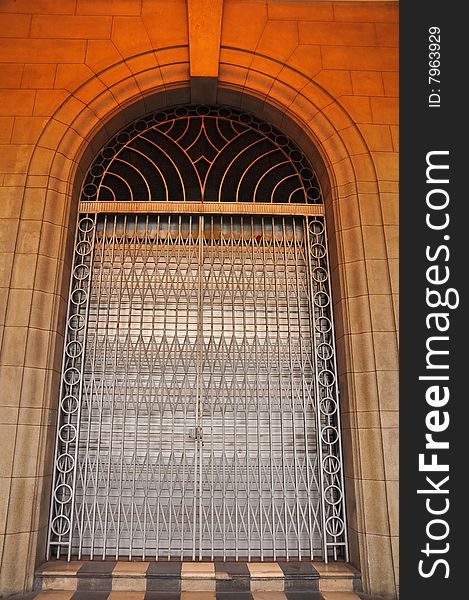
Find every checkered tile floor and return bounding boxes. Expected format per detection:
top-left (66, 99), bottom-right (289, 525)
top-left (7, 592), bottom-right (373, 600)
top-left (2, 561), bottom-right (384, 600)
top-left (34, 560), bottom-right (360, 590)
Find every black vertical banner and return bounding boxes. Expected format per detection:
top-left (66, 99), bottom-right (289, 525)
top-left (400, 4), bottom-right (465, 599)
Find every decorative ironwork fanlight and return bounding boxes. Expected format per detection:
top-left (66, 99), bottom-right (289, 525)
top-left (81, 105), bottom-right (323, 204)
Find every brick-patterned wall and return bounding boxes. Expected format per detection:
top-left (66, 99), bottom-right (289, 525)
top-left (0, 2), bottom-right (398, 598)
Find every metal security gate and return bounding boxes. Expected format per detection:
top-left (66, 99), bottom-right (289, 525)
top-left (48, 106), bottom-right (347, 563)
top-left (48, 212), bottom-right (347, 561)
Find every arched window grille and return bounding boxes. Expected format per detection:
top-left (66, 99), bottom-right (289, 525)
top-left (81, 105), bottom-right (322, 204)
top-left (48, 106), bottom-right (348, 563)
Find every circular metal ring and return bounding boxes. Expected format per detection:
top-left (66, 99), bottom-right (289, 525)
top-left (75, 240), bottom-right (92, 256)
top-left (217, 107), bottom-right (232, 118)
top-left (82, 183), bottom-right (97, 199)
top-left (239, 113), bottom-right (253, 124)
top-left (323, 454), bottom-right (341, 475)
top-left (313, 291), bottom-right (330, 308)
top-left (325, 515), bottom-right (345, 537)
top-left (306, 187), bottom-right (322, 202)
top-left (70, 288), bottom-right (87, 306)
top-left (300, 167), bottom-right (314, 181)
top-left (321, 426), bottom-right (339, 445)
top-left (65, 340), bottom-right (83, 359)
top-left (258, 122), bottom-right (272, 134)
top-left (53, 483), bottom-right (73, 505)
top-left (134, 120), bottom-right (147, 132)
top-left (311, 243), bottom-right (327, 259)
top-left (51, 515), bottom-right (71, 536)
top-left (78, 217), bottom-right (95, 233)
top-left (317, 342), bottom-right (334, 360)
top-left (324, 484), bottom-right (343, 506)
top-left (56, 452), bottom-right (75, 474)
top-left (196, 105), bottom-right (210, 116)
top-left (275, 134), bottom-right (288, 147)
top-left (175, 106), bottom-right (188, 117)
top-left (68, 313), bottom-right (85, 332)
top-left (101, 146), bottom-right (116, 160)
top-left (61, 394), bottom-right (79, 415)
top-left (319, 396), bottom-right (338, 416)
top-left (312, 267), bottom-right (328, 283)
top-left (309, 219), bottom-right (325, 235)
top-left (58, 423), bottom-right (77, 444)
top-left (63, 367), bottom-right (81, 386)
top-left (116, 131), bottom-right (131, 144)
top-left (315, 316), bottom-right (332, 333)
top-left (318, 369), bottom-right (336, 387)
top-left (289, 149), bottom-right (303, 162)
top-left (73, 263), bottom-right (90, 281)
top-left (89, 164), bottom-right (105, 178)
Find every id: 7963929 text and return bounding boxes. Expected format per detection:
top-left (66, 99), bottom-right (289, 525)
top-left (428, 26), bottom-right (441, 108)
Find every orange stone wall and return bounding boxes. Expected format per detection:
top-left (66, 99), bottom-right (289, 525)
top-left (0, 1), bottom-right (398, 598)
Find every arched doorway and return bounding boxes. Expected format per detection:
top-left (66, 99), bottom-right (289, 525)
top-left (47, 105), bottom-right (347, 563)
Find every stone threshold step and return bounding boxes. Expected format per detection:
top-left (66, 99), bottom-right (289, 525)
top-left (6, 591), bottom-right (385, 600)
top-left (35, 561), bottom-right (361, 594)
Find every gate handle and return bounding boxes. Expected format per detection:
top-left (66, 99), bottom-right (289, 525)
top-left (188, 426), bottom-right (203, 441)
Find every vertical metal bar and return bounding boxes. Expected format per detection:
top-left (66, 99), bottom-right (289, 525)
top-left (229, 216), bottom-right (239, 561)
top-left (75, 225), bottom-right (97, 559)
top-left (304, 216), bottom-right (328, 560)
top-left (293, 218), bottom-right (315, 559)
top-left (68, 215), bottom-right (96, 560)
top-left (270, 216), bottom-right (290, 559)
top-left (179, 214), bottom-right (189, 559)
top-left (208, 216), bottom-right (215, 561)
top-left (166, 214), bottom-right (176, 560)
top-left (189, 213), bottom-right (199, 559)
top-left (67, 215), bottom-right (97, 561)
top-left (318, 216), bottom-right (349, 562)
top-left (155, 215), bottom-right (165, 559)
top-left (101, 215), bottom-right (120, 559)
top-left (129, 215), bottom-right (148, 559)
top-left (220, 216), bottom-right (227, 561)
top-left (76, 274), bottom-right (94, 558)
top-left (115, 213), bottom-right (126, 558)
top-left (240, 217), bottom-right (252, 560)
top-left (260, 217), bottom-right (277, 560)
top-left (181, 213), bottom-right (191, 560)
top-left (85, 214), bottom-right (108, 559)
top-left (128, 217), bottom-right (138, 560)
top-left (154, 214), bottom-right (164, 560)
top-left (193, 214), bottom-right (204, 559)
top-left (281, 217), bottom-right (303, 559)
top-left (47, 213), bottom-right (96, 560)
top-left (250, 217), bottom-right (264, 560)
top-left (143, 214), bottom-right (158, 559)
top-left (114, 213), bottom-right (135, 559)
